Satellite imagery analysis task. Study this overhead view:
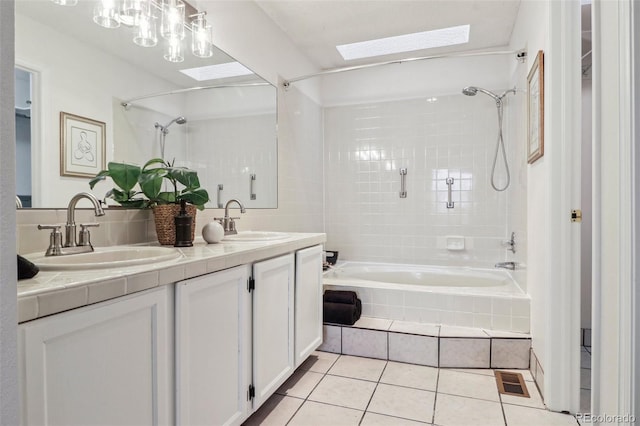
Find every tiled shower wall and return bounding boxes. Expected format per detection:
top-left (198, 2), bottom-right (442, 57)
top-left (324, 94), bottom-right (513, 268)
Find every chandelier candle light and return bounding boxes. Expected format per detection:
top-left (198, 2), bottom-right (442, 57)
top-left (54, 0), bottom-right (214, 62)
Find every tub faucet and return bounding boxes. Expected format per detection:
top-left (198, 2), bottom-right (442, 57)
top-left (65, 192), bottom-right (105, 248)
top-left (495, 261), bottom-right (517, 270)
top-left (215, 198), bottom-right (246, 235)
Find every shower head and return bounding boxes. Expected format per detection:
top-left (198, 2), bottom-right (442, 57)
top-left (462, 86), bottom-right (517, 103)
top-left (154, 116), bottom-right (187, 134)
top-left (462, 86), bottom-right (501, 101)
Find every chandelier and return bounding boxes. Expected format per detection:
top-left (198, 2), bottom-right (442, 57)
top-left (51, 0), bottom-right (214, 63)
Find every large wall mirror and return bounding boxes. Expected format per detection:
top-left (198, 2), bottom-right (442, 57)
top-left (15, 0), bottom-right (277, 209)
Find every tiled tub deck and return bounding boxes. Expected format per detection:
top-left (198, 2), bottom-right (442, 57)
top-left (319, 317), bottom-right (531, 370)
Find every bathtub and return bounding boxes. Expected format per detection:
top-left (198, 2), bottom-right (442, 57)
top-left (323, 261), bottom-right (530, 333)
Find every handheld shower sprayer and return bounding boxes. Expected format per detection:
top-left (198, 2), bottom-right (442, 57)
top-left (154, 116), bottom-right (187, 158)
top-left (154, 116), bottom-right (187, 135)
top-left (462, 86), bottom-right (516, 192)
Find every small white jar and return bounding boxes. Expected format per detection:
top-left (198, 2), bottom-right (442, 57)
top-left (202, 221), bottom-right (225, 243)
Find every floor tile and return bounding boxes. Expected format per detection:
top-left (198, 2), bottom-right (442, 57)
top-left (451, 368), bottom-right (494, 377)
top-left (503, 404), bottom-right (578, 425)
top-left (287, 401), bottom-right (363, 426)
top-left (437, 369), bottom-right (500, 402)
top-left (299, 351), bottom-right (339, 374)
top-left (243, 394), bottom-right (303, 426)
top-left (379, 361), bottom-right (438, 391)
top-left (275, 369), bottom-right (324, 399)
top-left (500, 379), bottom-right (546, 409)
top-left (361, 411), bottom-right (429, 425)
top-left (433, 393), bottom-right (504, 426)
top-left (367, 383), bottom-right (435, 423)
top-left (328, 355), bottom-right (387, 382)
top-left (308, 375), bottom-right (377, 410)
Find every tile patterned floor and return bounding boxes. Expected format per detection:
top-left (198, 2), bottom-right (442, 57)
top-left (244, 351), bottom-right (579, 426)
top-left (580, 345), bottom-right (591, 415)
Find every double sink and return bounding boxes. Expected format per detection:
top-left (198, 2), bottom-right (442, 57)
top-left (25, 231), bottom-right (290, 271)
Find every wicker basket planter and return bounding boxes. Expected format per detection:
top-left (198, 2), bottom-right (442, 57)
top-left (152, 204), bottom-right (197, 245)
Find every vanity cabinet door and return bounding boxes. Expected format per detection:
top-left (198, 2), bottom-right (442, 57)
top-left (294, 244), bottom-right (324, 367)
top-left (19, 286), bottom-right (173, 426)
top-left (252, 253), bottom-right (295, 409)
top-left (175, 265), bottom-right (252, 426)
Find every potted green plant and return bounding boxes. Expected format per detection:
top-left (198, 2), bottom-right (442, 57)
top-left (89, 158), bottom-right (209, 245)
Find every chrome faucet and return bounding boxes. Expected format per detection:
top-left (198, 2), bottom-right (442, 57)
top-left (215, 199), bottom-right (246, 235)
top-left (502, 232), bottom-right (516, 253)
top-left (38, 192), bottom-right (105, 256)
top-left (495, 261), bottom-right (517, 270)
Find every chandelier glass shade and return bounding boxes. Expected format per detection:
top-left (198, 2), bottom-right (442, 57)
top-left (56, 0), bottom-right (214, 61)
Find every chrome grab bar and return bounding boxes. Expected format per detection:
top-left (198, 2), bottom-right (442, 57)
top-left (446, 177), bottom-right (455, 209)
top-left (250, 174), bottom-right (256, 200)
top-left (399, 168), bottom-right (407, 198)
top-left (217, 184), bottom-right (224, 208)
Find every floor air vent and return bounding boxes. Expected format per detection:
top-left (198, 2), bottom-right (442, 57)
top-left (495, 371), bottom-right (530, 398)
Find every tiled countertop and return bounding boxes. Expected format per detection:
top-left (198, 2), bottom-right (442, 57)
top-left (18, 233), bottom-right (326, 323)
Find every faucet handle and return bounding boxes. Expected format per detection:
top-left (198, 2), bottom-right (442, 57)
top-left (78, 223), bottom-right (99, 247)
top-left (38, 225), bottom-right (63, 256)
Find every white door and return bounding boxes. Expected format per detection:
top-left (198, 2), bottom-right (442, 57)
top-left (252, 254), bottom-right (295, 409)
top-left (294, 245), bottom-right (323, 367)
top-left (175, 265), bottom-right (251, 426)
top-left (19, 286), bottom-right (173, 426)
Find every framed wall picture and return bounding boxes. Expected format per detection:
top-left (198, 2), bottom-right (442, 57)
top-left (60, 112), bottom-right (106, 178)
top-left (527, 50), bottom-right (544, 164)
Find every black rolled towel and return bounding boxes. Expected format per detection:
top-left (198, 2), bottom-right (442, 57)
top-left (323, 290), bottom-right (357, 305)
top-left (17, 255), bottom-right (39, 280)
top-left (324, 301), bottom-right (359, 325)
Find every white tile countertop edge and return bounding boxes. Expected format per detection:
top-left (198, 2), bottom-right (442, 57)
top-left (18, 233), bottom-right (326, 323)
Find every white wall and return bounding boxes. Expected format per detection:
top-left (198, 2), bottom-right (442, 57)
top-left (509, 0), bottom-right (550, 391)
top-left (0, 0), bottom-right (19, 422)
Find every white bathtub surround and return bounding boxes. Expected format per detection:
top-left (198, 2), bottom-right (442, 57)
top-left (324, 94), bottom-right (513, 269)
top-left (325, 261), bottom-right (530, 333)
top-left (319, 317), bottom-right (530, 370)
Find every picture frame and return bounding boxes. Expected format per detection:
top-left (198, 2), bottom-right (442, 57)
top-left (527, 50), bottom-right (544, 164)
top-left (60, 112), bottom-right (106, 178)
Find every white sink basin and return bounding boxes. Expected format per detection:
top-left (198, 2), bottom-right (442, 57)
top-left (26, 246), bottom-right (182, 271)
top-left (223, 231), bottom-right (290, 242)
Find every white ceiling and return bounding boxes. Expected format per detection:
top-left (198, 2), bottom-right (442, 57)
top-left (254, 0), bottom-right (522, 70)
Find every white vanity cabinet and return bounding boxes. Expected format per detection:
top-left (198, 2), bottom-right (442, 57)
top-left (294, 244), bottom-right (324, 367)
top-left (251, 253), bottom-right (296, 408)
top-left (175, 265), bottom-right (252, 426)
top-left (18, 286), bottom-right (173, 426)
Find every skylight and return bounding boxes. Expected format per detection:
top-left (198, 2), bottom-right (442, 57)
top-left (336, 25), bottom-right (470, 61)
top-left (180, 62), bottom-right (254, 82)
